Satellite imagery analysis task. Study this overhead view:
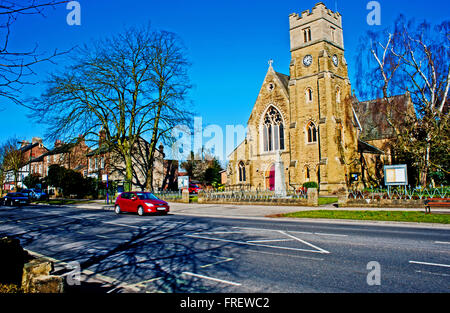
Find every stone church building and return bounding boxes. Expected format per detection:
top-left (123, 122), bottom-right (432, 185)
top-left (227, 2), bottom-right (412, 194)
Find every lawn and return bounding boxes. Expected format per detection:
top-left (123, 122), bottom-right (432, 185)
top-left (278, 210), bottom-right (450, 224)
top-left (34, 199), bottom-right (95, 205)
top-left (318, 197), bottom-right (338, 205)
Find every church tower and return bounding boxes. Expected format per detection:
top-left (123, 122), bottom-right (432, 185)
top-left (287, 2), bottom-right (359, 193)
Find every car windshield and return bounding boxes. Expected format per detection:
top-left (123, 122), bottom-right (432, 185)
top-left (135, 193), bottom-right (159, 200)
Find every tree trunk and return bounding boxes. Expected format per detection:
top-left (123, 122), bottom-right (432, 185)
top-left (125, 154), bottom-right (133, 192)
top-left (420, 139), bottom-right (431, 187)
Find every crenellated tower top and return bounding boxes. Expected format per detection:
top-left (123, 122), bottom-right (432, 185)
top-left (289, 2), bottom-right (344, 52)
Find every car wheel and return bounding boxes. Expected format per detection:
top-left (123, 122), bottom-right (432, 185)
top-left (114, 205), bottom-right (121, 215)
top-left (137, 206), bottom-right (144, 216)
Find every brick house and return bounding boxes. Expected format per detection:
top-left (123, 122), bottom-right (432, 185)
top-left (86, 133), bottom-right (179, 191)
top-left (3, 137), bottom-right (49, 190)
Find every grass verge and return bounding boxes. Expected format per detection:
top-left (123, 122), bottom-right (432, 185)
top-left (34, 199), bottom-right (95, 205)
top-left (275, 210), bottom-right (450, 224)
top-left (318, 197), bottom-right (338, 205)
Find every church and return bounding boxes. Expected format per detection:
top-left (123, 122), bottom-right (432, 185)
top-left (226, 2), bottom-right (413, 194)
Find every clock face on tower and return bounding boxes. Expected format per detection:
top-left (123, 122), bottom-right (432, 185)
top-left (303, 55), bottom-right (313, 67)
top-left (332, 54), bottom-right (339, 67)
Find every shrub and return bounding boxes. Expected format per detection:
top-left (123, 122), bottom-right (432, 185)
top-left (0, 283), bottom-right (22, 293)
top-left (303, 182), bottom-right (318, 189)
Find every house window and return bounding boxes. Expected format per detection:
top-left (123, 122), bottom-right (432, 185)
top-left (262, 106), bottom-right (285, 153)
top-left (336, 87), bottom-right (341, 103)
top-left (307, 122), bottom-right (318, 143)
top-left (238, 161), bottom-right (246, 182)
top-left (100, 157), bottom-right (105, 169)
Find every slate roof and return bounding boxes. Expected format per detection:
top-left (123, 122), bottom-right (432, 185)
top-left (274, 72), bottom-right (290, 94)
top-left (352, 94), bottom-right (413, 141)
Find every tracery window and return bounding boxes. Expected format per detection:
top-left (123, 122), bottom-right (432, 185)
top-left (262, 106), bottom-right (285, 152)
top-left (238, 161), bottom-right (246, 182)
top-left (307, 122), bottom-right (318, 143)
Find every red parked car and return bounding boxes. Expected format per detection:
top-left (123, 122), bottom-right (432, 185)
top-left (114, 192), bottom-right (170, 216)
top-left (188, 183), bottom-right (202, 194)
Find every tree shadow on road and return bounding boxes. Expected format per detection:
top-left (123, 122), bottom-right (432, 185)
top-left (0, 210), bottom-right (247, 293)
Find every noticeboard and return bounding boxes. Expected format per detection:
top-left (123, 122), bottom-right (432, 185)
top-left (384, 165), bottom-right (408, 186)
top-left (178, 176), bottom-right (189, 190)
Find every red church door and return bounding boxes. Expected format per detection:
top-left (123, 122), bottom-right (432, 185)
top-left (265, 165), bottom-right (275, 191)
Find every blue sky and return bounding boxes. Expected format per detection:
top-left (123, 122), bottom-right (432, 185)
top-left (1, 0), bottom-right (448, 157)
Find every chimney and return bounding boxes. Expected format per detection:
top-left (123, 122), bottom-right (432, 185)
top-left (54, 140), bottom-right (63, 147)
top-left (99, 129), bottom-right (106, 146)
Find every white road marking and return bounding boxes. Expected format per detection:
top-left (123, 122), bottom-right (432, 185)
top-left (247, 239), bottom-right (294, 243)
top-left (435, 241), bottom-right (450, 245)
top-left (409, 261), bottom-right (450, 268)
top-left (185, 233), bottom-right (329, 254)
top-left (182, 272), bottom-right (242, 286)
top-left (278, 231), bottom-right (330, 254)
top-left (199, 231), bottom-right (242, 235)
top-left (233, 226), bottom-right (347, 238)
top-left (200, 257), bottom-right (234, 268)
top-left (245, 249), bottom-right (324, 261)
top-left (314, 232), bottom-right (348, 237)
top-left (415, 270), bottom-right (450, 277)
top-left (233, 226), bottom-right (313, 235)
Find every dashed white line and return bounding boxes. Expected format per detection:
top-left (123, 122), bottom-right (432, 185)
top-left (247, 239), bottom-right (294, 243)
top-left (415, 270), bottom-right (450, 277)
top-left (314, 232), bottom-right (348, 237)
top-left (182, 272), bottom-right (242, 286)
top-left (409, 261), bottom-right (450, 268)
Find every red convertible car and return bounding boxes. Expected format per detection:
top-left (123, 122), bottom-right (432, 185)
top-left (114, 192), bottom-right (169, 216)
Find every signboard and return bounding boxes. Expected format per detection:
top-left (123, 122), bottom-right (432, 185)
top-left (384, 165), bottom-right (408, 186)
top-left (178, 176), bottom-right (189, 190)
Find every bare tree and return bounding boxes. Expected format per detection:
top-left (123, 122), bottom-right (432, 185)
top-left (144, 30), bottom-right (192, 191)
top-left (0, 138), bottom-right (23, 189)
top-left (355, 16), bottom-right (449, 186)
top-left (0, 0), bottom-right (69, 106)
top-left (32, 25), bottom-right (192, 190)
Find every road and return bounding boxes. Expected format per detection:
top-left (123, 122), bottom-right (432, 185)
top-left (0, 204), bottom-right (449, 293)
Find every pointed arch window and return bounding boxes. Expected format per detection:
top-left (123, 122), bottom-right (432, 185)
top-left (306, 88), bottom-right (313, 103)
top-left (238, 161), bottom-right (246, 182)
top-left (307, 122), bottom-right (318, 143)
top-left (262, 106), bottom-right (285, 153)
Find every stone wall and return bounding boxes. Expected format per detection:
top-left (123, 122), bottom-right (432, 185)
top-left (0, 237), bottom-right (64, 293)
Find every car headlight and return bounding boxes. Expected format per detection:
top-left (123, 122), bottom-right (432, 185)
top-left (144, 203), bottom-right (154, 207)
